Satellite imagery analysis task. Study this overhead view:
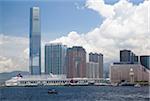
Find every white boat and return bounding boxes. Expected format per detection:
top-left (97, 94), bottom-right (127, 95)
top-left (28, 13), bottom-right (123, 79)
top-left (134, 83), bottom-right (141, 87)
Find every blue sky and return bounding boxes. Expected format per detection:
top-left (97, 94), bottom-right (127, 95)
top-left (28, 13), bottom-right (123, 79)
top-left (0, 0), bottom-right (144, 41)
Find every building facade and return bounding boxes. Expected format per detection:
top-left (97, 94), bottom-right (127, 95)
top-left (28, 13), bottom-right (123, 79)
top-left (86, 62), bottom-right (99, 78)
top-left (110, 64), bottom-right (150, 83)
top-left (45, 43), bottom-right (67, 75)
top-left (89, 53), bottom-right (103, 78)
top-left (140, 55), bottom-right (150, 69)
top-left (29, 7), bottom-right (41, 75)
top-left (66, 46), bottom-right (86, 78)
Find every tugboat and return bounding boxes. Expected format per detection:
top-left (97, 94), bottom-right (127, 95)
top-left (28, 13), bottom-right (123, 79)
top-left (48, 89), bottom-right (58, 94)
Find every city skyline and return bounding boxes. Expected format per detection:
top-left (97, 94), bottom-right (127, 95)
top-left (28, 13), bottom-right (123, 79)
top-left (1, 1), bottom-right (149, 101)
top-left (0, 0), bottom-right (150, 73)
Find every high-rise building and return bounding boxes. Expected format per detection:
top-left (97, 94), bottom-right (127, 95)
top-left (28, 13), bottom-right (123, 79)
top-left (29, 7), bottom-right (41, 75)
top-left (89, 53), bottom-right (103, 78)
top-left (86, 62), bottom-right (99, 78)
top-left (66, 46), bottom-right (86, 78)
top-left (45, 43), bottom-right (67, 75)
top-left (120, 49), bottom-right (138, 64)
top-left (140, 55), bottom-right (150, 69)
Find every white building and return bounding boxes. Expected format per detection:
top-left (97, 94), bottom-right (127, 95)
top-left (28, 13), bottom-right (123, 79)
top-left (86, 62), bottom-right (100, 78)
top-left (89, 53), bottom-right (103, 78)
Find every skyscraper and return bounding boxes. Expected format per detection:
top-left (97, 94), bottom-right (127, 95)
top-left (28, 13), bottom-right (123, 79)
top-left (45, 43), bottom-right (67, 74)
top-left (89, 53), bottom-right (103, 78)
top-left (120, 49), bottom-right (138, 64)
top-left (29, 7), bottom-right (41, 75)
top-left (66, 46), bottom-right (86, 78)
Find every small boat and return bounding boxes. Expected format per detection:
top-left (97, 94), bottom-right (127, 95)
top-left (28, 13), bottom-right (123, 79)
top-left (134, 83), bottom-right (141, 88)
top-left (48, 89), bottom-right (58, 94)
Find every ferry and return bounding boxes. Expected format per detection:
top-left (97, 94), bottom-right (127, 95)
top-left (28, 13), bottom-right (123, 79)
top-left (5, 74), bottom-right (110, 87)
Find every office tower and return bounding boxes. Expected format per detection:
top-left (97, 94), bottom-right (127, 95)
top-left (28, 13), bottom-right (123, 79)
top-left (140, 55), bottom-right (150, 69)
top-left (66, 46), bottom-right (86, 78)
top-left (89, 53), bottom-right (103, 78)
top-left (120, 49), bottom-right (138, 64)
top-left (45, 43), bottom-right (67, 74)
top-left (86, 62), bottom-right (99, 78)
top-left (29, 7), bottom-right (41, 75)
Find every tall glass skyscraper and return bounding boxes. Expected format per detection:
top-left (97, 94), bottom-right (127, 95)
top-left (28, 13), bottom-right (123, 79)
top-left (29, 7), bottom-right (41, 75)
top-left (45, 43), bottom-right (67, 75)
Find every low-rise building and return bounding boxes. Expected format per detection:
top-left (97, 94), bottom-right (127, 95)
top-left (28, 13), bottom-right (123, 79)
top-left (110, 64), bottom-right (150, 83)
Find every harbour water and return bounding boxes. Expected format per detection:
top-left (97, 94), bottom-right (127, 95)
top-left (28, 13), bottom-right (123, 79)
top-left (0, 86), bottom-right (149, 101)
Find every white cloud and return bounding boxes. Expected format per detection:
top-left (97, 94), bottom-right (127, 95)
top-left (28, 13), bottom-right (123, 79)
top-left (0, 34), bottom-right (29, 73)
top-left (86, 0), bottom-right (115, 18)
top-left (0, 34), bottom-right (46, 73)
top-left (51, 0), bottom-right (150, 63)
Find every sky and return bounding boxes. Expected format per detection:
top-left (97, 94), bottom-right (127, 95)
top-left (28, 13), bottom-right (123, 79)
top-left (1, 0), bottom-right (101, 40)
top-left (0, 0), bottom-right (150, 73)
top-left (0, 0), bottom-right (144, 40)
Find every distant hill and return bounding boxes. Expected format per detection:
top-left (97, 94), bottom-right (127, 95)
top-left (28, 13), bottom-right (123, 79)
top-left (0, 71), bottom-right (29, 84)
